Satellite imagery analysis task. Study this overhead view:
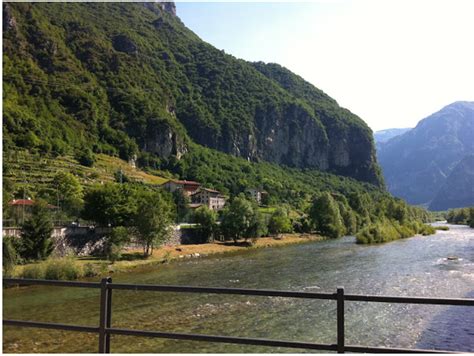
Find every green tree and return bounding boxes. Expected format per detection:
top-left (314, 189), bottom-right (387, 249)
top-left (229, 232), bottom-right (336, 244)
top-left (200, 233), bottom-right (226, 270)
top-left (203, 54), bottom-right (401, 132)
top-left (337, 201), bottom-right (357, 235)
top-left (103, 226), bottom-right (130, 262)
top-left (220, 197), bottom-right (261, 243)
top-left (386, 199), bottom-right (409, 224)
top-left (469, 207), bottom-right (474, 228)
top-left (293, 215), bottom-right (312, 233)
top-left (2, 177), bottom-right (15, 223)
top-left (172, 189), bottom-right (190, 223)
top-left (134, 190), bottom-right (174, 257)
top-left (268, 208), bottom-right (292, 235)
top-left (447, 208), bottom-right (470, 225)
top-left (52, 171), bottom-right (84, 216)
top-left (3, 237), bottom-right (18, 277)
top-left (19, 200), bottom-right (54, 261)
top-left (82, 183), bottom-right (139, 226)
top-left (76, 148), bottom-right (96, 167)
top-left (309, 192), bottom-right (345, 239)
top-left (246, 208), bottom-right (268, 240)
top-left (193, 206), bottom-right (217, 242)
top-left (114, 169), bottom-right (130, 184)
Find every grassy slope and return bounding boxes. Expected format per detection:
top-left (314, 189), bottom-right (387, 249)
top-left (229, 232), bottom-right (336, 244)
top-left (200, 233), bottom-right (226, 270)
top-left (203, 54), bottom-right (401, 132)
top-left (3, 150), bottom-right (168, 192)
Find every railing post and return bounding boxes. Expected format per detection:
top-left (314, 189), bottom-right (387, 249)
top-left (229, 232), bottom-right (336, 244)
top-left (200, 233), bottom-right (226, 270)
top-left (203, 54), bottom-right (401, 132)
top-left (98, 277), bottom-right (112, 353)
top-left (105, 277), bottom-right (113, 353)
top-left (336, 287), bottom-right (345, 353)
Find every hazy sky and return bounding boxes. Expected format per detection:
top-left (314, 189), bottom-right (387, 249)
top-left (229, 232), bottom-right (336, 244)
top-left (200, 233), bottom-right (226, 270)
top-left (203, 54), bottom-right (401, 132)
top-left (177, 0), bottom-right (474, 131)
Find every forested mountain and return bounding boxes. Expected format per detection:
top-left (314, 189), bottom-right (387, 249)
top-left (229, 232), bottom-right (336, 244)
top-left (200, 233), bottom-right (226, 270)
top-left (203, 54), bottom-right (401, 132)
top-left (3, 2), bottom-right (383, 187)
top-left (378, 101), bottom-right (474, 207)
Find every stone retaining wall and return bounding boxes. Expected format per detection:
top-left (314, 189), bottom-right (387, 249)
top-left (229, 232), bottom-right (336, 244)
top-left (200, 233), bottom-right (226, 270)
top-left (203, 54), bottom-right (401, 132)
top-left (2, 226), bottom-right (205, 256)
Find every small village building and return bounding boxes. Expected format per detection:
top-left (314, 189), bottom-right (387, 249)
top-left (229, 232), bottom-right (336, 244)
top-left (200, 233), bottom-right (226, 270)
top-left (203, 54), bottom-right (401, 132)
top-left (246, 188), bottom-right (264, 205)
top-left (7, 199), bottom-right (58, 226)
top-left (191, 188), bottom-right (226, 211)
top-left (162, 179), bottom-right (201, 196)
top-left (8, 199), bottom-right (58, 210)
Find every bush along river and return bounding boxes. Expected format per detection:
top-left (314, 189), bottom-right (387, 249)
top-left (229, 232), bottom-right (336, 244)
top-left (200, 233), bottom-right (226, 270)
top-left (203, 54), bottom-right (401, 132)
top-left (3, 224), bottom-right (473, 353)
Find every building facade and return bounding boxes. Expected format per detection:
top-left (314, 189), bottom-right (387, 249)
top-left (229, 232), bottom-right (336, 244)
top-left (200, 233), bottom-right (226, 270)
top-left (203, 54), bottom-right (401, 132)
top-left (191, 188), bottom-right (226, 211)
top-left (162, 180), bottom-right (201, 196)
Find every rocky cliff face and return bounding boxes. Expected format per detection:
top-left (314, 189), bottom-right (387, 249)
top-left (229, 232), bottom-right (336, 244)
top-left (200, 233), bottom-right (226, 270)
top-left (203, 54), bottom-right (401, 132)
top-left (252, 62), bottom-right (382, 185)
top-left (142, 1), bottom-right (176, 16)
top-left (253, 103), bottom-right (329, 169)
top-left (378, 101), bottom-right (474, 206)
top-left (143, 119), bottom-right (187, 159)
top-left (3, 4), bottom-right (17, 32)
top-left (157, 1), bottom-right (176, 16)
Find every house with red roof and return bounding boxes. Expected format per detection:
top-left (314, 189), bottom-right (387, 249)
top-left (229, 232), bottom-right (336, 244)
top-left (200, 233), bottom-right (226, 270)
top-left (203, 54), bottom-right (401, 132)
top-left (162, 179), bottom-right (201, 196)
top-left (7, 199), bottom-right (58, 225)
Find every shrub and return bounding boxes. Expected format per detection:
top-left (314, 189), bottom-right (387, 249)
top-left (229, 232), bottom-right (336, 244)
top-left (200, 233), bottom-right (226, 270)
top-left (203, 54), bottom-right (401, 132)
top-left (76, 149), bottom-right (95, 167)
top-left (44, 258), bottom-right (82, 280)
top-left (82, 263), bottom-right (100, 277)
top-left (419, 224), bottom-right (435, 236)
top-left (21, 264), bottom-right (45, 279)
top-left (356, 219), bottom-right (436, 244)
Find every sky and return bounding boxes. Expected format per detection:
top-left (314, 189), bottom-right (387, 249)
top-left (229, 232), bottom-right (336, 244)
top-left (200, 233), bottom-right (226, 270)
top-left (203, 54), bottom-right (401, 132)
top-left (176, 0), bottom-right (474, 131)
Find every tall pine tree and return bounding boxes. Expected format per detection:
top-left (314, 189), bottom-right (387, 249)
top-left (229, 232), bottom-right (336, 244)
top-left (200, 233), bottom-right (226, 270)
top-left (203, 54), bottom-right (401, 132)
top-left (20, 201), bottom-right (54, 261)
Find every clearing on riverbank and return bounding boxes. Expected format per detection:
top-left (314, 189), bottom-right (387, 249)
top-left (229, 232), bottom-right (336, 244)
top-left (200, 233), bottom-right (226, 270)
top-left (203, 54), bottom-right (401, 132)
top-left (12, 234), bottom-right (324, 279)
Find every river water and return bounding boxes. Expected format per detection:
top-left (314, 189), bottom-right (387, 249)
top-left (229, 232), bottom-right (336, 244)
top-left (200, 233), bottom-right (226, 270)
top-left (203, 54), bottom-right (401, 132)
top-left (3, 224), bottom-right (473, 353)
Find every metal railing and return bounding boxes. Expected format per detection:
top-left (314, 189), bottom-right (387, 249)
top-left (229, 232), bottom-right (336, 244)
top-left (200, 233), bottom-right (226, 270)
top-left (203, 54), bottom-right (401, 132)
top-left (3, 278), bottom-right (474, 353)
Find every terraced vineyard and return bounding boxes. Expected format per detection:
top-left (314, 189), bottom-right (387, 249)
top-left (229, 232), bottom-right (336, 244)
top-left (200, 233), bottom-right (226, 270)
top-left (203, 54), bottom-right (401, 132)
top-left (3, 150), bottom-right (169, 192)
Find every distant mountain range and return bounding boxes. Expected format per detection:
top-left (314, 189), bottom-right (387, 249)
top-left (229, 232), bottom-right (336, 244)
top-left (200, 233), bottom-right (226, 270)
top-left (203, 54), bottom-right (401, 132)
top-left (374, 128), bottom-right (412, 144)
top-left (377, 101), bottom-right (474, 210)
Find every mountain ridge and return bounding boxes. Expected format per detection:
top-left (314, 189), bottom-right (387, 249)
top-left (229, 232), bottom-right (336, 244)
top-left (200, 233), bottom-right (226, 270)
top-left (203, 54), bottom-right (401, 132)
top-left (378, 101), bottom-right (474, 208)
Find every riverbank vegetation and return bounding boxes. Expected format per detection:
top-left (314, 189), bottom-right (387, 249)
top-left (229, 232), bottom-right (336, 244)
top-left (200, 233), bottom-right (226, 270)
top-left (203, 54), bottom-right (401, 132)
top-left (3, 177), bottom-right (436, 278)
top-left (446, 207), bottom-right (474, 227)
top-left (356, 220), bottom-right (435, 244)
top-left (11, 234), bottom-right (324, 280)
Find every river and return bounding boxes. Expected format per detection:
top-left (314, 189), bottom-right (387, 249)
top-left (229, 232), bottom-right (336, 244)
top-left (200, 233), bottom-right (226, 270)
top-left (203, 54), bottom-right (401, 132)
top-left (3, 224), bottom-right (473, 353)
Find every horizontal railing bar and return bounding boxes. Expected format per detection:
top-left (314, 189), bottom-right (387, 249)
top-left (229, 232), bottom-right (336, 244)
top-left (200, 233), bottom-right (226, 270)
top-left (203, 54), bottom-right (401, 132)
top-left (3, 320), bottom-right (462, 354)
top-left (344, 294), bottom-right (474, 306)
top-left (3, 278), bottom-right (101, 289)
top-left (4, 279), bottom-right (473, 306)
top-left (108, 283), bottom-right (335, 300)
top-left (107, 327), bottom-right (338, 351)
top-left (3, 319), bottom-right (99, 333)
top-left (345, 344), bottom-right (460, 354)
